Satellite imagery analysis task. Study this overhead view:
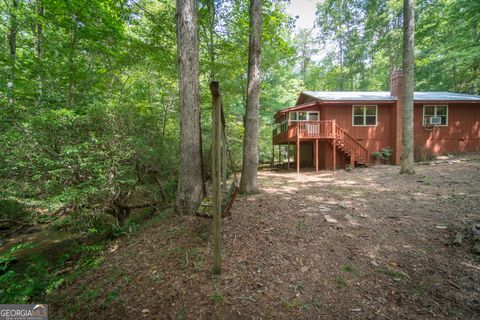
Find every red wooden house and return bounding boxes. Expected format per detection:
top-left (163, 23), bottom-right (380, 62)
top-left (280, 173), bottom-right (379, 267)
top-left (272, 70), bottom-right (480, 172)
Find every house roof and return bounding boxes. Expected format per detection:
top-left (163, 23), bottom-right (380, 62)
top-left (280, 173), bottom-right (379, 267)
top-left (414, 92), bottom-right (480, 101)
top-left (303, 91), bottom-right (395, 101)
top-left (274, 90), bottom-right (480, 120)
top-left (302, 91), bottom-right (480, 102)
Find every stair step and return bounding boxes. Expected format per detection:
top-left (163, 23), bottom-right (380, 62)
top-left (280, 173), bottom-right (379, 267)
top-left (333, 125), bottom-right (369, 165)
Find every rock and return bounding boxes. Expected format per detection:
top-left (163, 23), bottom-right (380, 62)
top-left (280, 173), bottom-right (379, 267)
top-left (109, 244), bottom-right (119, 253)
top-left (324, 215), bottom-right (338, 223)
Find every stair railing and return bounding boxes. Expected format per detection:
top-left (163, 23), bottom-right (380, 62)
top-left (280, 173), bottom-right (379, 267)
top-left (274, 120), bottom-right (369, 163)
top-left (334, 124), bottom-right (369, 162)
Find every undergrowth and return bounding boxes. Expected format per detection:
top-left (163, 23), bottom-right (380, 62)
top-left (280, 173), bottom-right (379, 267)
top-left (0, 208), bottom-right (170, 304)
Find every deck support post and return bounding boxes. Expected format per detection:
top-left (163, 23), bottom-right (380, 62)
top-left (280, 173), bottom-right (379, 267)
top-left (350, 154), bottom-right (355, 169)
top-left (332, 119), bottom-right (336, 172)
top-left (332, 139), bottom-right (336, 171)
top-left (279, 144), bottom-right (281, 166)
top-left (287, 142), bottom-right (290, 170)
top-left (296, 137), bottom-right (300, 174)
top-left (315, 139), bottom-right (319, 173)
top-left (272, 143), bottom-right (275, 166)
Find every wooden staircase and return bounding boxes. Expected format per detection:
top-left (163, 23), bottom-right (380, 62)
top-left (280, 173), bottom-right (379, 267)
top-left (334, 123), bottom-right (369, 167)
top-left (272, 120), bottom-right (369, 170)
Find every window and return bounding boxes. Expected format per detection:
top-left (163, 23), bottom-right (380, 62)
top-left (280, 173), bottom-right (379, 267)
top-left (308, 112), bottom-right (319, 121)
top-left (423, 105), bottom-right (448, 126)
top-left (352, 105), bottom-right (377, 126)
top-left (289, 111), bottom-right (319, 122)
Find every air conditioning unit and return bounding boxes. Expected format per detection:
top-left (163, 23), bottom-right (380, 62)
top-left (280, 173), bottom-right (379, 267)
top-left (429, 117), bottom-right (442, 125)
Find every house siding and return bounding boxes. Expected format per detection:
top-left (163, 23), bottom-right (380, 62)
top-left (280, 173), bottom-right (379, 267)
top-left (414, 103), bottom-right (480, 159)
top-left (321, 103), bottom-right (394, 163)
top-left (279, 98), bottom-right (480, 170)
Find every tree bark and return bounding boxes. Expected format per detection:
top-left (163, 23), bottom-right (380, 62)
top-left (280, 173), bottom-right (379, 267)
top-left (339, 39), bottom-right (344, 91)
top-left (36, 0), bottom-right (44, 105)
top-left (400, 0), bottom-right (415, 174)
top-left (175, 0), bottom-right (204, 214)
top-left (68, 25), bottom-right (78, 107)
top-left (7, 0), bottom-right (18, 107)
top-left (207, 0), bottom-right (216, 82)
top-left (211, 81), bottom-right (222, 274)
top-left (240, 0), bottom-right (262, 194)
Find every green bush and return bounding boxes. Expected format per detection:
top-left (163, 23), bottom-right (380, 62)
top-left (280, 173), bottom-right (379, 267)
top-left (372, 147), bottom-right (393, 162)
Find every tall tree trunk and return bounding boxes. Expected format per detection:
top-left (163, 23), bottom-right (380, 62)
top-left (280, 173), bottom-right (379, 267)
top-left (350, 66), bottom-right (354, 91)
top-left (400, 0), bottom-right (415, 174)
top-left (203, 0), bottom-right (217, 183)
top-left (68, 26), bottom-right (77, 107)
top-left (339, 39), bottom-right (344, 91)
top-left (207, 0), bottom-right (216, 82)
top-left (7, 0), bottom-right (18, 107)
top-left (175, 0), bottom-right (204, 214)
top-left (471, 23), bottom-right (479, 94)
top-left (240, 0), bottom-right (262, 194)
top-left (36, 0), bottom-right (44, 105)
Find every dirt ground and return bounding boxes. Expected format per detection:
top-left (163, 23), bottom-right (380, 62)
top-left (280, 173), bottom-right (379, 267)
top-left (50, 155), bottom-right (480, 320)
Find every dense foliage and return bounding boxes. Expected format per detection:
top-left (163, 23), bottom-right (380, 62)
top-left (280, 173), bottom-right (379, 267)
top-left (304, 0), bottom-right (480, 93)
top-left (0, 0), bottom-right (297, 228)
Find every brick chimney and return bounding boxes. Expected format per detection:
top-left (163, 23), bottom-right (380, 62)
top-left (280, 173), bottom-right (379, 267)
top-left (390, 69), bottom-right (403, 97)
top-left (389, 69), bottom-right (403, 165)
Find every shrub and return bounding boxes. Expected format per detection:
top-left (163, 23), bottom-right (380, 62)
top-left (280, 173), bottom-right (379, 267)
top-left (372, 147), bottom-right (393, 162)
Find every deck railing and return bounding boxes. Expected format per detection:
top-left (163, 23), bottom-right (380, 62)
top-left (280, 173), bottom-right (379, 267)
top-left (296, 120), bottom-right (335, 138)
top-left (272, 120), bottom-right (369, 162)
top-left (334, 123), bottom-right (369, 162)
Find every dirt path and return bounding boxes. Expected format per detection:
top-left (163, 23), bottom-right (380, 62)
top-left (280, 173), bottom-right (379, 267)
top-left (50, 157), bottom-right (480, 319)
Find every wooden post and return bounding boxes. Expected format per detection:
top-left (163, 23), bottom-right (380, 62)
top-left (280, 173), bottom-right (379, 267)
top-left (272, 143), bottom-right (275, 166)
top-left (210, 81), bottom-right (222, 274)
top-left (279, 145), bottom-right (281, 166)
top-left (221, 122), bottom-right (227, 193)
top-left (315, 139), bottom-right (319, 173)
top-left (332, 139), bottom-right (336, 171)
top-left (332, 119), bottom-right (336, 171)
top-left (296, 137), bottom-right (300, 174)
top-left (287, 142), bottom-right (290, 170)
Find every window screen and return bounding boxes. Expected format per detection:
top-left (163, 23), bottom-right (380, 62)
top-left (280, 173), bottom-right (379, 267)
top-left (353, 105), bottom-right (377, 126)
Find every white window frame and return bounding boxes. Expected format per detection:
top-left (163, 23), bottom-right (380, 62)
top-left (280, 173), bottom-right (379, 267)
top-left (352, 105), bottom-right (378, 126)
top-left (423, 105), bottom-right (448, 126)
top-left (289, 111), bottom-right (320, 122)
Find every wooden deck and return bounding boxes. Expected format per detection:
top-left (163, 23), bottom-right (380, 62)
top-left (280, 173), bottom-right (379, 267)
top-left (273, 120), bottom-right (336, 143)
top-left (272, 120), bottom-right (369, 172)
